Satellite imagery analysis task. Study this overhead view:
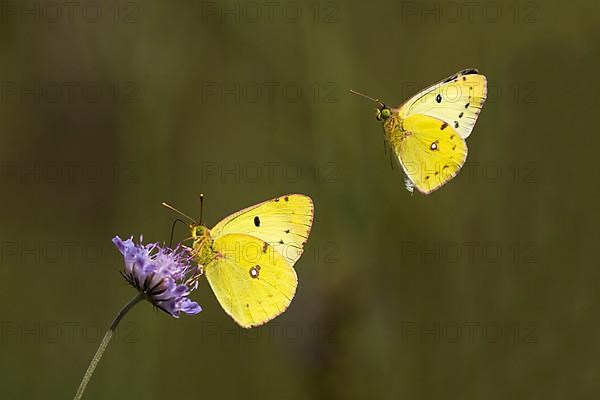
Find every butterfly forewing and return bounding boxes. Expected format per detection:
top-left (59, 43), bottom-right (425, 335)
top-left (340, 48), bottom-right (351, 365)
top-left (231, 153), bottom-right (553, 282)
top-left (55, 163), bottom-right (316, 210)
top-left (398, 69), bottom-right (487, 139)
top-left (210, 194), bottom-right (314, 267)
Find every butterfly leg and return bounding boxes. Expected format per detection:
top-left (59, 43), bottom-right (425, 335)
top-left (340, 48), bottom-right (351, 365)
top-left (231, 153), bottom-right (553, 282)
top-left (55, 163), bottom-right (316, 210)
top-left (383, 138), bottom-right (394, 170)
top-left (185, 265), bottom-right (204, 289)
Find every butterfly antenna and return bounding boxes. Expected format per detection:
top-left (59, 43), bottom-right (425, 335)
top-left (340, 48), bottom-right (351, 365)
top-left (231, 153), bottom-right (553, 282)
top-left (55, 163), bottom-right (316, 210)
top-left (198, 194), bottom-right (205, 224)
top-left (350, 89), bottom-right (385, 108)
top-left (162, 202), bottom-right (198, 225)
top-left (169, 218), bottom-right (187, 248)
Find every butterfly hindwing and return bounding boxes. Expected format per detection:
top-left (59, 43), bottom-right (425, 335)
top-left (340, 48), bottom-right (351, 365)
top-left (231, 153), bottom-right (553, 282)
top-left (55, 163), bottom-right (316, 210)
top-left (206, 234), bottom-right (297, 328)
top-left (398, 68), bottom-right (487, 139)
top-left (211, 194), bottom-right (314, 267)
top-left (394, 114), bottom-right (468, 194)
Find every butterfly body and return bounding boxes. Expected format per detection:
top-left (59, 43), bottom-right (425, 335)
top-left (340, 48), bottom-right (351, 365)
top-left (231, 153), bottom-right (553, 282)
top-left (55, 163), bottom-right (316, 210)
top-left (191, 225), bottom-right (214, 266)
top-left (355, 68), bottom-right (487, 194)
top-left (188, 194), bottom-right (314, 328)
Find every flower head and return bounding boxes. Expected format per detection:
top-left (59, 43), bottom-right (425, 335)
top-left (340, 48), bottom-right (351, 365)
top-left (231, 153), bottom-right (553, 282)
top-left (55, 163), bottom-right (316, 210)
top-left (113, 236), bottom-right (201, 318)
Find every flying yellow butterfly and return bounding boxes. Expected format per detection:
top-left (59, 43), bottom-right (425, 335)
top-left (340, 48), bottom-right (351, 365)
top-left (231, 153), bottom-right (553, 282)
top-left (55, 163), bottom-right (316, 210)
top-left (352, 68), bottom-right (487, 194)
top-left (164, 194), bottom-right (314, 328)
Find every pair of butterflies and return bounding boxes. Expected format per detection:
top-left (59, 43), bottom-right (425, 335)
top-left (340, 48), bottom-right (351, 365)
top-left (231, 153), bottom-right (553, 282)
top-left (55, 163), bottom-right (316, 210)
top-left (174, 69), bottom-right (487, 328)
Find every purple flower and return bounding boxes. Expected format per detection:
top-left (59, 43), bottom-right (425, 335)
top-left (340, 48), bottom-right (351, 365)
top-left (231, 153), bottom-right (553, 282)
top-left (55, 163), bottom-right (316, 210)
top-left (112, 236), bottom-right (201, 318)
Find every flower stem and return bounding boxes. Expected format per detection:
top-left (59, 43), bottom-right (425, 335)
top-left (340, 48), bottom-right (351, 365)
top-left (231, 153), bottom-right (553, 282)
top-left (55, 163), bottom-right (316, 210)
top-left (73, 293), bottom-right (145, 400)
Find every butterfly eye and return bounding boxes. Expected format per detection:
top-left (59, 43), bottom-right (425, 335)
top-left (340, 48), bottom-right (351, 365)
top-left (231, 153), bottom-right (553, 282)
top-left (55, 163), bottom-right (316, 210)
top-left (380, 108), bottom-right (392, 119)
top-left (192, 226), bottom-right (203, 238)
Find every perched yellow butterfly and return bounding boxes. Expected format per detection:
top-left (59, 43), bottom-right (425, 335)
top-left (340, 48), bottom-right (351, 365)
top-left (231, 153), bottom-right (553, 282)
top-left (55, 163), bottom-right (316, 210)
top-left (164, 194), bottom-right (314, 328)
top-left (352, 68), bottom-right (487, 194)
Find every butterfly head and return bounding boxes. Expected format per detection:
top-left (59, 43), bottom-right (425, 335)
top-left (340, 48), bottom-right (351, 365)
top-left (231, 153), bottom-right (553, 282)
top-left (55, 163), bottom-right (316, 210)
top-left (191, 225), bottom-right (210, 241)
top-left (375, 104), bottom-right (392, 122)
top-left (350, 89), bottom-right (391, 122)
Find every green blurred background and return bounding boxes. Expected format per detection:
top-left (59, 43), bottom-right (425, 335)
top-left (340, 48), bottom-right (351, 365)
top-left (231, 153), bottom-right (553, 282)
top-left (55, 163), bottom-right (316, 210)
top-left (1, 0), bottom-right (599, 398)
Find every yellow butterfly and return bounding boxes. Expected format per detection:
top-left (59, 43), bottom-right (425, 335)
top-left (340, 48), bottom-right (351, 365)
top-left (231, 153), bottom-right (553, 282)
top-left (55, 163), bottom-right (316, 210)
top-left (352, 68), bottom-right (487, 194)
top-left (164, 194), bottom-right (314, 328)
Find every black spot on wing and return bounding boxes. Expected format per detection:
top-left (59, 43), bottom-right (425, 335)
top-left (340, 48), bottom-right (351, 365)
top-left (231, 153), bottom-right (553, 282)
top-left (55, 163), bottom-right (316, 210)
top-left (254, 216), bottom-right (260, 227)
top-left (436, 94), bottom-right (442, 103)
top-left (249, 265), bottom-right (261, 279)
top-left (441, 122), bottom-right (448, 130)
